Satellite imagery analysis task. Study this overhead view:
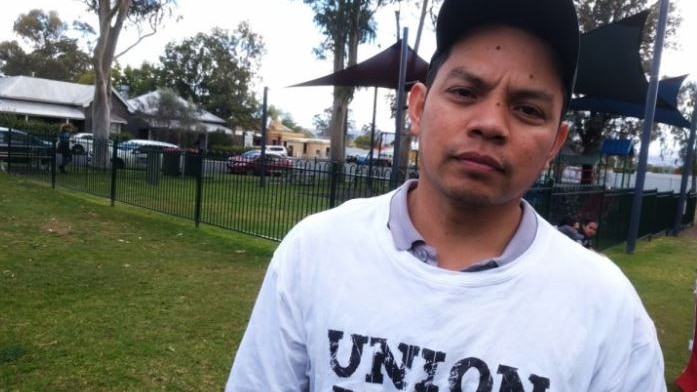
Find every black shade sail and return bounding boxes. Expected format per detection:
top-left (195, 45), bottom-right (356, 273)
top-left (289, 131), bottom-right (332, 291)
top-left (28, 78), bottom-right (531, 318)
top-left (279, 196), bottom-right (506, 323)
top-left (572, 10), bottom-right (690, 128)
top-left (575, 11), bottom-right (655, 103)
top-left (290, 40), bottom-right (429, 90)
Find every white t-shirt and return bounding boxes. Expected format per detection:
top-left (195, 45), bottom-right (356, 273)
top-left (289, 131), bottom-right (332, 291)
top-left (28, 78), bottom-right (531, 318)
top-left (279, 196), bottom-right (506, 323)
top-left (226, 191), bottom-right (666, 392)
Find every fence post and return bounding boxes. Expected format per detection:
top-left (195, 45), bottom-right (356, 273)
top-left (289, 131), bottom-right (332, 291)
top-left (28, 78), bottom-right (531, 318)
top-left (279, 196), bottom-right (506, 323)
top-left (51, 137), bottom-right (56, 189)
top-left (194, 151), bottom-right (204, 228)
top-left (7, 127), bottom-right (12, 174)
top-left (329, 161), bottom-right (339, 208)
top-left (110, 139), bottom-right (118, 207)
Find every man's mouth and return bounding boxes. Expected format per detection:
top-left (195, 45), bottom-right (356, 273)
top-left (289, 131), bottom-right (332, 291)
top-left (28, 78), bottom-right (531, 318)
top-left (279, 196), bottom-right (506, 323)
top-left (453, 152), bottom-right (505, 173)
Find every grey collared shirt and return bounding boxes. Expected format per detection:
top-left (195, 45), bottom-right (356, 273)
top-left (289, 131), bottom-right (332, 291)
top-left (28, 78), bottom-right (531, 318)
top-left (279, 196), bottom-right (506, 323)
top-left (388, 180), bottom-right (538, 272)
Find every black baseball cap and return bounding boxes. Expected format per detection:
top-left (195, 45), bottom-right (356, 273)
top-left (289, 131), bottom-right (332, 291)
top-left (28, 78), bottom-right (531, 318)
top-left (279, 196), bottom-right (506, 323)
top-left (433, 0), bottom-right (580, 107)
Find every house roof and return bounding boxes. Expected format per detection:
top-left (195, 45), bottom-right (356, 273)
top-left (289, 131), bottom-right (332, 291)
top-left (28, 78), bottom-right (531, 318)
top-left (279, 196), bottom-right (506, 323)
top-left (128, 90), bottom-right (227, 125)
top-left (0, 98), bottom-right (86, 120)
top-left (0, 75), bottom-right (94, 106)
top-left (0, 75), bottom-right (133, 110)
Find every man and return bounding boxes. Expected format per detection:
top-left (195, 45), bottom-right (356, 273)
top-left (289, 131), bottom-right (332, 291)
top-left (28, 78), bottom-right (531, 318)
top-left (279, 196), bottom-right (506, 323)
top-left (57, 123), bottom-right (74, 173)
top-left (226, 0), bottom-right (665, 390)
top-left (578, 218), bottom-right (599, 249)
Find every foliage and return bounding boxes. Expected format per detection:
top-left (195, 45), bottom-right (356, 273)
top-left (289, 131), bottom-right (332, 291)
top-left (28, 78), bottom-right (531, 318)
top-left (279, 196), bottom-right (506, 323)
top-left (300, 0), bottom-right (389, 162)
top-left (158, 23), bottom-right (265, 130)
top-left (353, 132), bottom-right (373, 149)
top-left (84, 0), bottom-right (176, 167)
top-left (670, 82), bottom-right (697, 190)
top-left (0, 9), bottom-right (91, 81)
top-left (0, 114), bottom-right (61, 136)
top-left (112, 62), bottom-right (163, 98)
top-left (313, 106), bottom-right (355, 137)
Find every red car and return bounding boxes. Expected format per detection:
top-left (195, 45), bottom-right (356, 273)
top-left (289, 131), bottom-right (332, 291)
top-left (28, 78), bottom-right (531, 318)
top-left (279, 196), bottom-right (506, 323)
top-left (227, 151), bottom-right (293, 176)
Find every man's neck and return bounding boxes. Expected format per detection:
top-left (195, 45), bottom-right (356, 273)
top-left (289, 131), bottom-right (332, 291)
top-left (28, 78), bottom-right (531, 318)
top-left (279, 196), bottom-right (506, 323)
top-left (407, 182), bottom-right (524, 271)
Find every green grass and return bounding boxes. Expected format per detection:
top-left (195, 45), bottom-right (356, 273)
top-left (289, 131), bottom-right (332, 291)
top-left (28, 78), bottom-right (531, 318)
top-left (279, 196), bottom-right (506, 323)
top-left (0, 174), bottom-right (273, 391)
top-left (1, 173), bottom-right (695, 390)
top-left (606, 234), bottom-right (697, 391)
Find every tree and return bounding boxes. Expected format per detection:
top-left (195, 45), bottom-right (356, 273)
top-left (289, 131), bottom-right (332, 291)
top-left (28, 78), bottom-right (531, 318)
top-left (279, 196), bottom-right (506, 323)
top-left (313, 106), bottom-right (355, 138)
top-left (133, 88), bottom-right (201, 146)
top-left (112, 62), bottom-right (163, 98)
top-left (671, 82), bottom-right (697, 191)
top-left (569, 0), bottom-right (682, 183)
top-left (158, 23), bottom-right (265, 131)
top-left (0, 10), bottom-right (91, 81)
top-left (393, 0), bottom-right (443, 174)
top-left (353, 131), bottom-right (373, 149)
top-left (301, 0), bottom-right (388, 163)
top-left (83, 0), bottom-right (176, 167)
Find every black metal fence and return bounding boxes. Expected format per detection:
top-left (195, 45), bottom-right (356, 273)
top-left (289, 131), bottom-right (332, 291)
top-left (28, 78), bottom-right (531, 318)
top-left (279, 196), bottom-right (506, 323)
top-left (3, 128), bottom-right (696, 250)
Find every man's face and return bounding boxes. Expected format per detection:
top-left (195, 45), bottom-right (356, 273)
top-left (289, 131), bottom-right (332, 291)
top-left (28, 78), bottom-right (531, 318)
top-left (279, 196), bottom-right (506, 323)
top-left (408, 25), bottom-right (569, 208)
top-left (582, 221), bottom-right (598, 237)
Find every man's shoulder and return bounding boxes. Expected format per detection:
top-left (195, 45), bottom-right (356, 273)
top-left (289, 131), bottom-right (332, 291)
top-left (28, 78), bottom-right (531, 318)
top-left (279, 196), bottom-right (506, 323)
top-left (535, 218), bottom-right (628, 285)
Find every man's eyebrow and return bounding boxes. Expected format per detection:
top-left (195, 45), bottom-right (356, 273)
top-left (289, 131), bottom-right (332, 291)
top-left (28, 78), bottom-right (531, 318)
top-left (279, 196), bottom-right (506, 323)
top-left (509, 89), bottom-right (555, 105)
top-left (444, 67), bottom-right (489, 90)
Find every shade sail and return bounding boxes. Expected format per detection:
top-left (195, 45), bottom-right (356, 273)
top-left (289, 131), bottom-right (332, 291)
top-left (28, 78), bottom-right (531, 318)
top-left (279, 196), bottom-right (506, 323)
top-left (575, 11), bottom-right (659, 104)
top-left (570, 76), bottom-right (691, 128)
top-left (290, 40), bottom-right (429, 90)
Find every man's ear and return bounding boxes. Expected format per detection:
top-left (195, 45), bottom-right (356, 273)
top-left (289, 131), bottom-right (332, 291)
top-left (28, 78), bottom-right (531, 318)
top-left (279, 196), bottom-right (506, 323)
top-left (408, 83), bottom-right (427, 137)
top-left (545, 121), bottom-right (570, 168)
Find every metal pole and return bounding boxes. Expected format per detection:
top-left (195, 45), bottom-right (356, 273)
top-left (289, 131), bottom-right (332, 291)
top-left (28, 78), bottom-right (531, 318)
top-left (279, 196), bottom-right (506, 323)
top-left (260, 86), bottom-right (268, 188)
top-left (672, 104), bottom-right (697, 235)
top-left (626, 0), bottom-right (670, 254)
top-left (368, 86), bottom-right (378, 190)
top-left (391, 29), bottom-right (409, 187)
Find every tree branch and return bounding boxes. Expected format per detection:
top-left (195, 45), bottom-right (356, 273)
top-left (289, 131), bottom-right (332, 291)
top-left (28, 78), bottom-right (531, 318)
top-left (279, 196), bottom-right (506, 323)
top-left (115, 28), bottom-right (157, 59)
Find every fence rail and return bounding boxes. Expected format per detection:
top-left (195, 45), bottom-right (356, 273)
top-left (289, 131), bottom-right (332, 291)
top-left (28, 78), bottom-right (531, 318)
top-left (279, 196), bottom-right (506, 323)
top-left (3, 128), bottom-right (695, 250)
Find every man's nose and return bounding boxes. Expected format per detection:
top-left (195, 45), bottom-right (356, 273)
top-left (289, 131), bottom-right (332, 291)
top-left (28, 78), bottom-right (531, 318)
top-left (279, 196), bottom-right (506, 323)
top-left (465, 98), bottom-right (509, 144)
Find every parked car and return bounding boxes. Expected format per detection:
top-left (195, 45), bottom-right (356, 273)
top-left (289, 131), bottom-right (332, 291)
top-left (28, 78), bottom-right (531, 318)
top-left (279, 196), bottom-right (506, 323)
top-left (355, 153), bottom-right (392, 167)
top-left (70, 132), bottom-right (113, 155)
top-left (112, 139), bottom-right (180, 169)
top-left (265, 145), bottom-right (288, 157)
top-left (227, 151), bottom-right (293, 176)
top-left (0, 127), bottom-right (52, 165)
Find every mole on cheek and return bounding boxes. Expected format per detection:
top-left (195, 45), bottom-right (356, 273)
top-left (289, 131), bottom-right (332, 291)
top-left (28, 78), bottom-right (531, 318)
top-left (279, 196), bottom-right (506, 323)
top-left (529, 74), bottom-right (535, 80)
top-left (496, 45), bottom-right (501, 50)
top-left (496, 102), bottom-right (501, 107)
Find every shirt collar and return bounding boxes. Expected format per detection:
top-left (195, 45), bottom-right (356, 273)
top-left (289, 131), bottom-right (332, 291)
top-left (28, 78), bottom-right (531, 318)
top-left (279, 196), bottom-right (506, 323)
top-left (388, 179), bottom-right (537, 269)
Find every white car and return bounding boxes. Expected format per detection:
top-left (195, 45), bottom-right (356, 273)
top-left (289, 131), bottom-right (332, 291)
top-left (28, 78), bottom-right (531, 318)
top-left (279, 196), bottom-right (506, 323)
top-left (113, 139), bottom-right (180, 169)
top-left (265, 145), bottom-right (288, 157)
top-left (70, 132), bottom-right (114, 155)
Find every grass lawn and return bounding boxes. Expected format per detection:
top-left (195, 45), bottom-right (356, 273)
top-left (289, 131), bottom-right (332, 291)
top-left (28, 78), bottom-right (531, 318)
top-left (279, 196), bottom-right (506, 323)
top-left (0, 174), bottom-right (273, 390)
top-left (1, 173), bottom-right (695, 390)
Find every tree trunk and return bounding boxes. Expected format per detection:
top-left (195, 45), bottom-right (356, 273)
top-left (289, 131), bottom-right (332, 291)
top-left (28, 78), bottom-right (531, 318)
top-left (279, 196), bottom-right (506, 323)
top-left (91, 0), bottom-right (129, 167)
top-left (395, 0), bottom-right (430, 179)
top-left (580, 112), bottom-right (608, 185)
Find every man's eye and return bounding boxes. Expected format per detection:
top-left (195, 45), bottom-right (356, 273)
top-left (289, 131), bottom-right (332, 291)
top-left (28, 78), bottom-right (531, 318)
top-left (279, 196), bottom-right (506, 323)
top-left (517, 105), bottom-right (545, 119)
top-left (448, 88), bottom-right (476, 100)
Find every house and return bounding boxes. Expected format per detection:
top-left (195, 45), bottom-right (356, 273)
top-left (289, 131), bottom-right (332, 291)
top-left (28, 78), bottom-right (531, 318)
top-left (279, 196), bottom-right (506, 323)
top-left (266, 119), bottom-right (330, 159)
top-left (0, 75), bottom-right (131, 133)
top-left (127, 90), bottom-right (233, 143)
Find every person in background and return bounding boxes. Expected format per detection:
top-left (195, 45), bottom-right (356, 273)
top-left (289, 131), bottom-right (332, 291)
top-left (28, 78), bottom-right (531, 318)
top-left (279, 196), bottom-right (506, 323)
top-left (578, 217), bottom-right (599, 249)
top-left (57, 123), bottom-right (74, 173)
top-left (557, 215), bottom-right (583, 242)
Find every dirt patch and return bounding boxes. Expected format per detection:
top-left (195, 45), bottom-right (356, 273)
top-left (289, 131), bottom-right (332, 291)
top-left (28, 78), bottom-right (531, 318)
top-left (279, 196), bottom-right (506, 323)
top-left (43, 218), bottom-right (73, 236)
top-left (682, 225), bottom-right (697, 238)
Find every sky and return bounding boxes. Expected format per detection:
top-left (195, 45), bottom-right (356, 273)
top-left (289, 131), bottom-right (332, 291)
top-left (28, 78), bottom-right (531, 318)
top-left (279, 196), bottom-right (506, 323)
top-left (0, 0), bottom-right (695, 161)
